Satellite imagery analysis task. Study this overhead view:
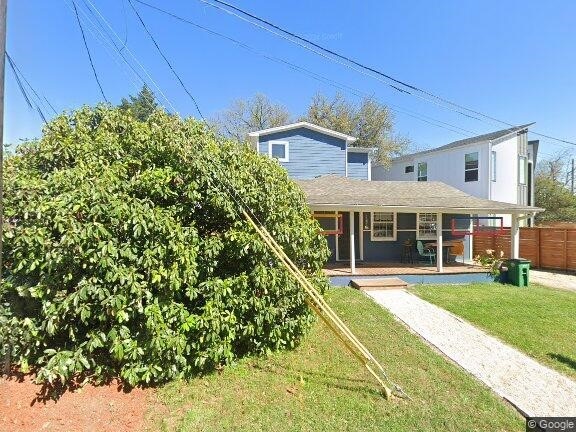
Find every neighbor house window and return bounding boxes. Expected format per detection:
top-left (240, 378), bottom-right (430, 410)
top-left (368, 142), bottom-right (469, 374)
top-left (417, 213), bottom-right (437, 240)
top-left (371, 212), bottom-right (396, 241)
top-left (268, 140), bottom-right (289, 162)
top-left (518, 156), bottom-right (527, 184)
top-left (417, 162), bottom-right (427, 181)
top-left (465, 152), bottom-right (479, 182)
top-left (405, 165), bottom-right (414, 174)
top-left (490, 151), bottom-right (497, 182)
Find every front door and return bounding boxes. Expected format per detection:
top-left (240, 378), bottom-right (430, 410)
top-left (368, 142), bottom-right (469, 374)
top-left (337, 212), bottom-right (361, 261)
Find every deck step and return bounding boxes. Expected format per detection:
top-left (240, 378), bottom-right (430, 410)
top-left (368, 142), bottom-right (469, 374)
top-left (350, 277), bottom-right (408, 291)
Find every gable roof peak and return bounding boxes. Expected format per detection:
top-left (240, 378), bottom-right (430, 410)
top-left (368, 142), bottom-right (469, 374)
top-left (247, 121), bottom-right (357, 143)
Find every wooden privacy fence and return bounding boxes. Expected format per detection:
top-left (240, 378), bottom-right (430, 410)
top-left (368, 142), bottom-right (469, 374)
top-left (472, 227), bottom-right (576, 271)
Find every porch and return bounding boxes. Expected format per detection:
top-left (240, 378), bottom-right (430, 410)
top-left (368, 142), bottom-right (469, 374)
top-left (297, 175), bottom-right (543, 275)
top-left (324, 261), bottom-right (485, 277)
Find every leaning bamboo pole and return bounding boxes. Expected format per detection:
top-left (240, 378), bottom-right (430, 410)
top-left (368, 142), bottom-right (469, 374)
top-left (243, 210), bottom-right (407, 399)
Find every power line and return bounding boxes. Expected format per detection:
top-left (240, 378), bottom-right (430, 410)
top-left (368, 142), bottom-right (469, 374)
top-left (71, 0), bottom-right (109, 102)
top-left (65, 0), bottom-right (142, 93)
top-left (81, 0), bottom-right (178, 113)
top-left (199, 0), bottom-right (576, 147)
top-left (5, 52), bottom-right (49, 122)
top-left (6, 53), bottom-right (57, 115)
top-left (133, 0), bottom-right (478, 138)
top-left (127, 0), bottom-right (204, 120)
top-left (196, 0), bottom-right (487, 122)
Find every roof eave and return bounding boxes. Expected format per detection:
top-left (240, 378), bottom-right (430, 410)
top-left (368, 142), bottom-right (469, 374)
top-left (247, 121), bottom-right (357, 143)
top-left (307, 203), bottom-right (544, 214)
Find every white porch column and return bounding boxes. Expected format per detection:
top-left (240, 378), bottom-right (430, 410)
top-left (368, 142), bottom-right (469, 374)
top-left (436, 212), bottom-right (443, 272)
top-left (467, 217), bottom-right (474, 263)
top-left (350, 211), bottom-right (356, 275)
top-left (511, 214), bottom-right (520, 259)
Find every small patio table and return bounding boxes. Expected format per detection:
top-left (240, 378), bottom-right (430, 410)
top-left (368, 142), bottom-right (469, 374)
top-left (425, 240), bottom-right (462, 264)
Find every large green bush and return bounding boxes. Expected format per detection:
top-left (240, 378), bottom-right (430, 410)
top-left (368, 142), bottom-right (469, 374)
top-left (1, 106), bottom-right (329, 386)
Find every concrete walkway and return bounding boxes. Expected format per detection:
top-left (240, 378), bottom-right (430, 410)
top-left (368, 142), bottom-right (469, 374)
top-left (530, 269), bottom-right (576, 292)
top-left (367, 290), bottom-right (576, 417)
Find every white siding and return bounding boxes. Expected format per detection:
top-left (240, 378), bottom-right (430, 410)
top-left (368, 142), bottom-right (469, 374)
top-left (372, 160), bottom-right (414, 181)
top-left (373, 143), bottom-right (491, 198)
top-left (490, 136), bottom-right (518, 204)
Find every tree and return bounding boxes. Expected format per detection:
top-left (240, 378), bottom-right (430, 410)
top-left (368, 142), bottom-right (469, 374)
top-left (212, 92), bottom-right (408, 164)
top-left (119, 84), bottom-right (159, 121)
top-left (535, 152), bottom-right (576, 223)
top-left (212, 93), bottom-right (291, 142)
top-left (303, 93), bottom-right (409, 165)
top-left (2, 106), bottom-right (329, 386)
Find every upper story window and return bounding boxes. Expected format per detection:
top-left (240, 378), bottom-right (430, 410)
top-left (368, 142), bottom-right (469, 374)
top-left (518, 156), bottom-right (527, 185)
top-left (490, 151), bottom-right (497, 182)
top-left (417, 162), bottom-right (427, 181)
top-left (268, 141), bottom-right (289, 162)
top-left (371, 212), bottom-right (396, 241)
top-left (405, 165), bottom-right (414, 174)
top-left (465, 152), bottom-right (479, 182)
top-left (417, 213), bottom-right (437, 240)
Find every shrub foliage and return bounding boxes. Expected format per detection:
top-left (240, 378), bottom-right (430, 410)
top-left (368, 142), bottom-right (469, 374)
top-left (1, 106), bottom-right (330, 386)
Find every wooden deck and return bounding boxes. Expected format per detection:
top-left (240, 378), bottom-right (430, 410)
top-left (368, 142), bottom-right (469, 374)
top-left (324, 261), bottom-right (486, 276)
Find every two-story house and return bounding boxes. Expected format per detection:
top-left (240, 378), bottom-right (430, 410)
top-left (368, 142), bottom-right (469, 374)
top-left (249, 122), bottom-right (541, 274)
top-left (371, 124), bottom-right (539, 226)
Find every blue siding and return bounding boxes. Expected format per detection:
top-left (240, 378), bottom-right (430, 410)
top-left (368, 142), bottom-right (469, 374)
top-left (258, 127), bottom-right (346, 179)
top-left (327, 212), bottom-right (464, 262)
top-left (347, 152), bottom-right (369, 180)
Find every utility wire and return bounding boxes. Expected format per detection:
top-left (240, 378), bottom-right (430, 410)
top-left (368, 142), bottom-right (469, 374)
top-left (127, 0), bottom-right (205, 120)
top-left (133, 0), bottom-right (478, 138)
top-left (72, 0), bottom-right (109, 102)
top-left (6, 53), bottom-right (57, 115)
top-left (200, 0), bottom-right (576, 147)
top-left (196, 0), bottom-right (484, 122)
top-left (66, 0), bottom-right (142, 93)
top-left (5, 52), bottom-right (49, 122)
top-left (81, 0), bottom-right (177, 112)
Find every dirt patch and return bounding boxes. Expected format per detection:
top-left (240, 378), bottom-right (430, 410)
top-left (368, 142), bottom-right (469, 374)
top-left (0, 372), bottom-right (151, 432)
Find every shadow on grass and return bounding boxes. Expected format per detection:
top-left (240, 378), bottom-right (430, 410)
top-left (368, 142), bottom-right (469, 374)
top-left (548, 353), bottom-right (576, 372)
top-left (251, 362), bottom-right (385, 398)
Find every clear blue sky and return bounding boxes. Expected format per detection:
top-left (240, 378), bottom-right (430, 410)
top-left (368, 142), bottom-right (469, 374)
top-left (6, 0), bottom-right (576, 160)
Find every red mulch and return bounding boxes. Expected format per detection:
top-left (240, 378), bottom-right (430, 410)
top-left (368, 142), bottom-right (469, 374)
top-left (0, 371), bottom-right (151, 432)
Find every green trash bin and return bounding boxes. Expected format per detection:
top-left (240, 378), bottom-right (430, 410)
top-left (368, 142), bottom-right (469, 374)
top-left (507, 258), bottom-right (530, 287)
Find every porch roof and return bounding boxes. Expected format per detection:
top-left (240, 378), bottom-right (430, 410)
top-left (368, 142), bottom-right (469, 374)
top-left (297, 175), bottom-right (544, 214)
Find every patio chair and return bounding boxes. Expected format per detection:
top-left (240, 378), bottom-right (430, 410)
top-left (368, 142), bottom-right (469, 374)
top-left (416, 241), bottom-right (436, 265)
top-left (448, 240), bottom-right (464, 263)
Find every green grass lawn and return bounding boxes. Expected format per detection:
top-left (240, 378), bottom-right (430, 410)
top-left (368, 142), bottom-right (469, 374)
top-left (147, 288), bottom-right (522, 431)
top-left (412, 282), bottom-right (576, 380)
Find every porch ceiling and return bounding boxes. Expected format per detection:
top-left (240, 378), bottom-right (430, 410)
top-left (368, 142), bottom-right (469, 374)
top-left (297, 175), bottom-right (543, 214)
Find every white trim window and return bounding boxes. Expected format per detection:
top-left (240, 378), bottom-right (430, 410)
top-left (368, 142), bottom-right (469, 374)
top-left (417, 213), bottom-right (437, 240)
top-left (268, 140), bottom-right (289, 162)
top-left (518, 156), bottom-right (527, 185)
top-left (371, 212), bottom-right (396, 241)
top-left (417, 162), bottom-right (427, 181)
top-left (490, 150), bottom-right (497, 182)
top-left (465, 152), bottom-right (479, 182)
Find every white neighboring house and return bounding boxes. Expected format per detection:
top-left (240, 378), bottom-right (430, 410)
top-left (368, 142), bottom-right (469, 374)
top-left (372, 124), bottom-right (539, 227)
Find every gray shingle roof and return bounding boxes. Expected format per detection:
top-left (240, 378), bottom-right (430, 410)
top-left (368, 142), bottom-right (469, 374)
top-left (393, 123), bottom-right (534, 162)
top-left (297, 175), bottom-right (543, 213)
